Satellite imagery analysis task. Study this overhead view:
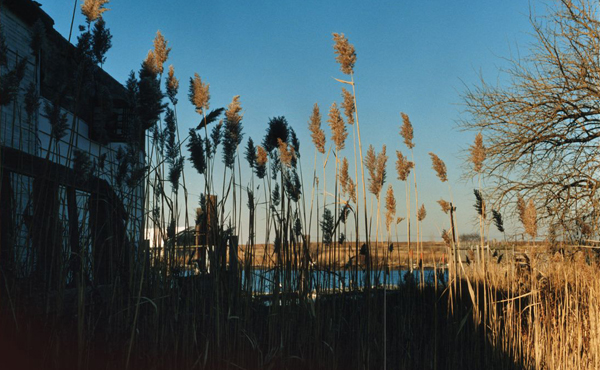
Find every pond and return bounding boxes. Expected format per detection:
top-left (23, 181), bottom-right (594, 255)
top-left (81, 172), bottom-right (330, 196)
top-left (241, 267), bottom-right (448, 294)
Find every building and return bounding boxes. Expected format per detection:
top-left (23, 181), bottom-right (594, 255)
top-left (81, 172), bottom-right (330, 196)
top-left (0, 0), bottom-right (145, 287)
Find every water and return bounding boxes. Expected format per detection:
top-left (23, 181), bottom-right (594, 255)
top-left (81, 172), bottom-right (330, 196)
top-left (241, 268), bottom-right (448, 294)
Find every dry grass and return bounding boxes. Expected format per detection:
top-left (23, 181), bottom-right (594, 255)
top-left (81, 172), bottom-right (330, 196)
top-left (3, 12), bottom-right (600, 369)
top-left (240, 241), bottom-right (448, 269)
top-left (457, 244), bottom-right (600, 369)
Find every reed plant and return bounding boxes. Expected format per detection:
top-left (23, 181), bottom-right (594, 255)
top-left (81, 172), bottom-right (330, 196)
top-left (399, 113), bottom-right (427, 286)
top-left (4, 8), bottom-right (600, 370)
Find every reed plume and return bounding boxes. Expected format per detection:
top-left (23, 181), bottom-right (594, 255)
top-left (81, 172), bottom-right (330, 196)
top-left (92, 19), bottom-right (112, 65)
top-left (277, 138), bottom-right (294, 168)
top-left (263, 116), bottom-right (290, 153)
top-left (152, 31), bottom-right (171, 75)
top-left (332, 33), bottom-right (356, 75)
top-left (395, 151), bottom-right (413, 181)
top-left (429, 152), bottom-right (447, 182)
top-left (308, 104), bottom-right (325, 154)
top-left (245, 137), bottom-right (256, 169)
top-left (168, 158), bottom-right (184, 193)
top-left (396, 217), bottom-right (405, 224)
top-left (339, 157), bottom-right (357, 203)
top-left (222, 96), bottom-right (244, 167)
top-left (209, 121), bottom-right (222, 157)
top-left (341, 88), bottom-right (355, 125)
top-left (473, 189), bottom-right (487, 265)
top-left (417, 204), bottom-right (427, 222)
top-left (321, 208), bottom-right (335, 245)
top-left (328, 102), bottom-right (348, 151)
top-left (255, 145), bottom-right (268, 179)
top-left (441, 229), bottom-right (451, 245)
top-left (517, 195), bottom-right (526, 225)
top-left (492, 209), bottom-right (505, 233)
top-left (437, 199), bottom-right (451, 214)
top-left (144, 50), bottom-right (159, 76)
top-left (366, 144), bottom-right (387, 197)
top-left (469, 132), bottom-right (486, 173)
top-left (471, 132), bottom-right (486, 267)
top-left (524, 199), bottom-right (537, 239)
top-left (256, 146), bottom-right (268, 167)
top-left (284, 169), bottom-right (301, 202)
top-left (187, 129), bottom-right (206, 175)
top-left (81, 0), bottom-right (109, 24)
top-left (366, 144), bottom-right (388, 247)
top-left (548, 223), bottom-right (557, 247)
top-left (225, 95), bottom-right (242, 125)
top-left (400, 112), bottom-right (414, 150)
top-left (385, 185), bottom-right (396, 232)
top-left (189, 73), bottom-right (210, 116)
top-left (166, 65), bottom-right (179, 105)
top-left (375, 146), bottom-right (388, 194)
top-left (164, 107), bottom-right (183, 190)
top-left (473, 189), bottom-right (486, 219)
top-left (396, 149), bottom-right (413, 270)
top-left (290, 128), bottom-right (300, 165)
top-left (138, 55), bottom-right (166, 131)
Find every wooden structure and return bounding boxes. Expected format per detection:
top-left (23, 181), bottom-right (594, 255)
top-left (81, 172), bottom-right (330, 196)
top-left (0, 0), bottom-right (144, 287)
top-left (189, 196), bottom-right (238, 275)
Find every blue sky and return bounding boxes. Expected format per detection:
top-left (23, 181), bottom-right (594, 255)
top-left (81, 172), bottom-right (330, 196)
top-left (39, 1), bottom-right (541, 242)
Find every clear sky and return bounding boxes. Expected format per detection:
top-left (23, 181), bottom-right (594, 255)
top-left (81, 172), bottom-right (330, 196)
top-left (38, 0), bottom-right (542, 243)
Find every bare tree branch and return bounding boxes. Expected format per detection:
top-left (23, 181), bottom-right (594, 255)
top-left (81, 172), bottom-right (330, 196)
top-left (462, 0), bottom-right (600, 238)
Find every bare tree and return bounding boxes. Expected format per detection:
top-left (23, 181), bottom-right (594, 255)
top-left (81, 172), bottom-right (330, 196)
top-left (462, 0), bottom-right (600, 238)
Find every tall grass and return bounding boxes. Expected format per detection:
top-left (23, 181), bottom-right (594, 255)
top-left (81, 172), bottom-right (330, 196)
top-left (2, 7), bottom-right (600, 370)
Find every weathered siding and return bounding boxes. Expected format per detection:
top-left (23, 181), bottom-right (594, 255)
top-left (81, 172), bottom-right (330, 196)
top-left (0, 2), bottom-right (145, 281)
top-left (0, 6), bottom-right (39, 155)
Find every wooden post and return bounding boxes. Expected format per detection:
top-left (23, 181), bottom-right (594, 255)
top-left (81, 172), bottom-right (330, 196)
top-left (229, 235), bottom-right (238, 275)
top-left (195, 207), bottom-right (206, 272)
top-left (196, 195), bottom-right (218, 273)
top-left (195, 207), bottom-right (202, 247)
top-left (206, 195), bottom-right (217, 246)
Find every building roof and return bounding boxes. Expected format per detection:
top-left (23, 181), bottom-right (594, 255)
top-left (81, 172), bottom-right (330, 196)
top-left (3, 0), bottom-right (131, 143)
top-left (3, 0), bottom-right (54, 29)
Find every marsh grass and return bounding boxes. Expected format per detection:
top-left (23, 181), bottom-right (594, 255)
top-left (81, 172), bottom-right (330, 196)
top-left (460, 246), bottom-right (600, 369)
top-left (2, 12), bottom-right (600, 370)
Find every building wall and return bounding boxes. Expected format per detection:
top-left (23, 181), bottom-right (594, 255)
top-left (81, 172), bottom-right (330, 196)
top-left (0, 6), bottom-right (39, 155)
top-left (0, 2), bottom-right (145, 281)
